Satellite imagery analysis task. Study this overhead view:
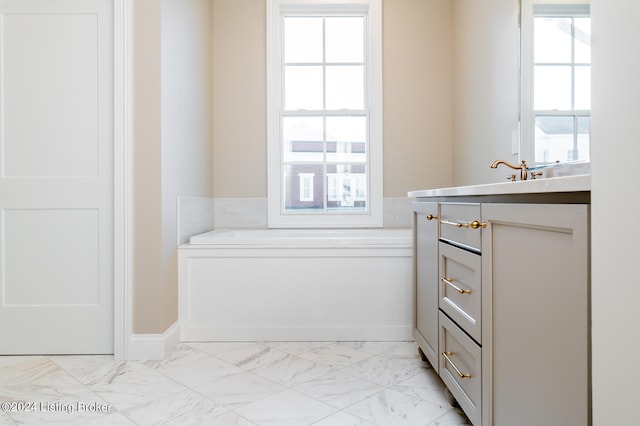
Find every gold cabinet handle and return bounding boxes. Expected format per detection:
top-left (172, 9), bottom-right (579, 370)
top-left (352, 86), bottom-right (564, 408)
top-left (425, 214), bottom-right (438, 221)
top-left (440, 219), bottom-right (469, 229)
top-left (470, 220), bottom-right (487, 229)
top-left (442, 277), bottom-right (471, 294)
top-left (440, 219), bottom-right (486, 230)
top-left (442, 351), bottom-right (472, 379)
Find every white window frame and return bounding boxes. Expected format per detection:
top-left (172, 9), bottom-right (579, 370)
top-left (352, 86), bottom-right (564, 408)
top-left (521, 0), bottom-right (590, 165)
top-left (299, 173), bottom-right (315, 201)
top-left (266, 0), bottom-right (383, 228)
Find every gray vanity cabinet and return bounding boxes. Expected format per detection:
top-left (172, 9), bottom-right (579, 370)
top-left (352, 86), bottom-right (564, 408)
top-left (412, 202), bottom-right (440, 369)
top-left (481, 203), bottom-right (590, 426)
top-left (413, 199), bottom-right (590, 426)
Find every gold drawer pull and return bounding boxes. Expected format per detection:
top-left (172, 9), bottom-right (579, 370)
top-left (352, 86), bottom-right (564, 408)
top-left (440, 219), bottom-right (469, 228)
top-left (442, 351), bottom-right (472, 379)
top-left (425, 214), bottom-right (438, 221)
top-left (440, 219), bottom-right (486, 229)
top-left (470, 220), bottom-right (487, 229)
top-left (442, 277), bottom-right (471, 294)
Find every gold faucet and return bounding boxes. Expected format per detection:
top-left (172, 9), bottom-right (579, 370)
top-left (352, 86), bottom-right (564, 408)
top-left (491, 159), bottom-right (529, 181)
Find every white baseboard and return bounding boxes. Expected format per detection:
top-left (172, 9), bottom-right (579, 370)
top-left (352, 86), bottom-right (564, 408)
top-left (128, 321), bottom-right (180, 360)
top-left (180, 326), bottom-right (413, 342)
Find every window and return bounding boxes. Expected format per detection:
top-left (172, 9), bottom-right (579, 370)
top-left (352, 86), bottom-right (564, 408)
top-left (299, 173), bottom-right (315, 202)
top-left (521, 1), bottom-right (591, 165)
top-left (267, 0), bottom-right (383, 228)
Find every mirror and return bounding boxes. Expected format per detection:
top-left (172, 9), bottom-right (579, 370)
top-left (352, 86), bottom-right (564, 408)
top-left (520, 0), bottom-right (591, 167)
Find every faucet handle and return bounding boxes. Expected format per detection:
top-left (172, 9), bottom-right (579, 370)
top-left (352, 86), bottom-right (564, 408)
top-left (507, 174), bottom-right (516, 182)
top-left (530, 171), bottom-right (543, 180)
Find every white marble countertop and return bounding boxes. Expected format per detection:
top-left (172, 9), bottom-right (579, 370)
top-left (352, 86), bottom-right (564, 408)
top-left (408, 174), bottom-right (590, 198)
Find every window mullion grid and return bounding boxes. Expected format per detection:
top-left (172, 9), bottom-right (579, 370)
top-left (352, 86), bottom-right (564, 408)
top-left (322, 16), bottom-right (328, 213)
top-left (277, 10), bottom-right (372, 218)
top-left (570, 16), bottom-right (577, 159)
top-left (533, 16), bottom-right (579, 162)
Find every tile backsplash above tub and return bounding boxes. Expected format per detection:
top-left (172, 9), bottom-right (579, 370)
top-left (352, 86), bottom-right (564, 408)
top-left (213, 197), bottom-right (413, 230)
top-left (178, 197), bottom-right (413, 245)
top-left (214, 198), bottom-right (268, 229)
top-left (177, 196), bottom-right (215, 245)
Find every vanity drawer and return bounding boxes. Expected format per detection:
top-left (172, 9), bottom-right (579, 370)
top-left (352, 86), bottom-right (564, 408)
top-left (439, 203), bottom-right (482, 252)
top-left (439, 311), bottom-right (481, 426)
top-left (439, 242), bottom-right (482, 343)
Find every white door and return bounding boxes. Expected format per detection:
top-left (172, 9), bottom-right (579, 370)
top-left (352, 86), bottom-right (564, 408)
top-left (0, 0), bottom-right (114, 354)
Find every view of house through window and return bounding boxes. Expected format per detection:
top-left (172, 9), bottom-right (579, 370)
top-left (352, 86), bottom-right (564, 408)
top-left (522, 2), bottom-right (591, 166)
top-left (282, 15), bottom-right (368, 212)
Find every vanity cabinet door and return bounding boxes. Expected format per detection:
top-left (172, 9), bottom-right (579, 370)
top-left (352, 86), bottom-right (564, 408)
top-left (413, 202), bottom-right (439, 369)
top-left (481, 203), bottom-right (590, 426)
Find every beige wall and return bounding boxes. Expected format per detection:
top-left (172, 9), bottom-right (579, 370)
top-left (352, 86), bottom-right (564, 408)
top-left (132, 0), bottom-right (213, 333)
top-left (383, 0), bottom-right (453, 195)
top-left (212, 0), bottom-right (454, 198)
top-left (452, 0), bottom-right (520, 186)
top-left (210, 0), bottom-right (520, 192)
top-left (132, 0), bottom-right (164, 333)
top-left (212, 0), bottom-right (267, 197)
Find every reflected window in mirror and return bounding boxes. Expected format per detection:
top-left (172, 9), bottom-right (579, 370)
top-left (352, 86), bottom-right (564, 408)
top-left (521, 1), bottom-right (591, 166)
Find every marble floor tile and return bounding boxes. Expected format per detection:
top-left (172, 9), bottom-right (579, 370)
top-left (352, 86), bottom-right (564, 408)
top-left (392, 369), bottom-right (452, 407)
top-left (143, 344), bottom-right (208, 370)
top-left (0, 340), bottom-right (469, 426)
top-left (151, 353), bottom-right (243, 389)
top-left (380, 342), bottom-right (433, 372)
top-left (311, 411), bottom-right (375, 426)
top-left (345, 388), bottom-right (453, 426)
top-left (186, 342), bottom-right (257, 357)
top-left (335, 341), bottom-right (409, 355)
top-left (0, 414), bottom-right (13, 426)
top-left (0, 356), bottom-right (47, 369)
top-left (194, 371), bottom-right (285, 410)
top-left (196, 411), bottom-right (257, 426)
top-left (235, 390), bottom-right (338, 426)
top-left (214, 344), bottom-right (289, 371)
top-left (296, 343), bottom-right (372, 368)
top-left (0, 358), bottom-right (70, 389)
top-left (79, 361), bottom-right (187, 411)
top-left (10, 410), bottom-right (111, 426)
top-left (7, 389), bottom-right (116, 426)
top-left (0, 359), bottom-right (99, 406)
top-left (293, 370), bottom-right (383, 409)
top-left (80, 413), bottom-right (137, 426)
top-left (48, 356), bottom-right (120, 386)
top-left (250, 354), bottom-right (333, 387)
top-left (426, 408), bottom-right (472, 425)
top-left (338, 354), bottom-right (428, 387)
top-left (382, 341), bottom-right (423, 359)
top-left (261, 341), bottom-right (332, 356)
top-left (122, 388), bottom-right (226, 426)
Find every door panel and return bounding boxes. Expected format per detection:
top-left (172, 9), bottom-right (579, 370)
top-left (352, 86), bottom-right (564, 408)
top-left (3, 209), bottom-right (100, 306)
top-left (2, 13), bottom-right (99, 178)
top-left (0, 0), bottom-right (113, 354)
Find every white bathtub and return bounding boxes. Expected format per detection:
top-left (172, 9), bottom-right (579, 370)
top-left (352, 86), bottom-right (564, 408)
top-left (178, 228), bottom-right (413, 342)
top-left (188, 228), bottom-right (412, 246)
